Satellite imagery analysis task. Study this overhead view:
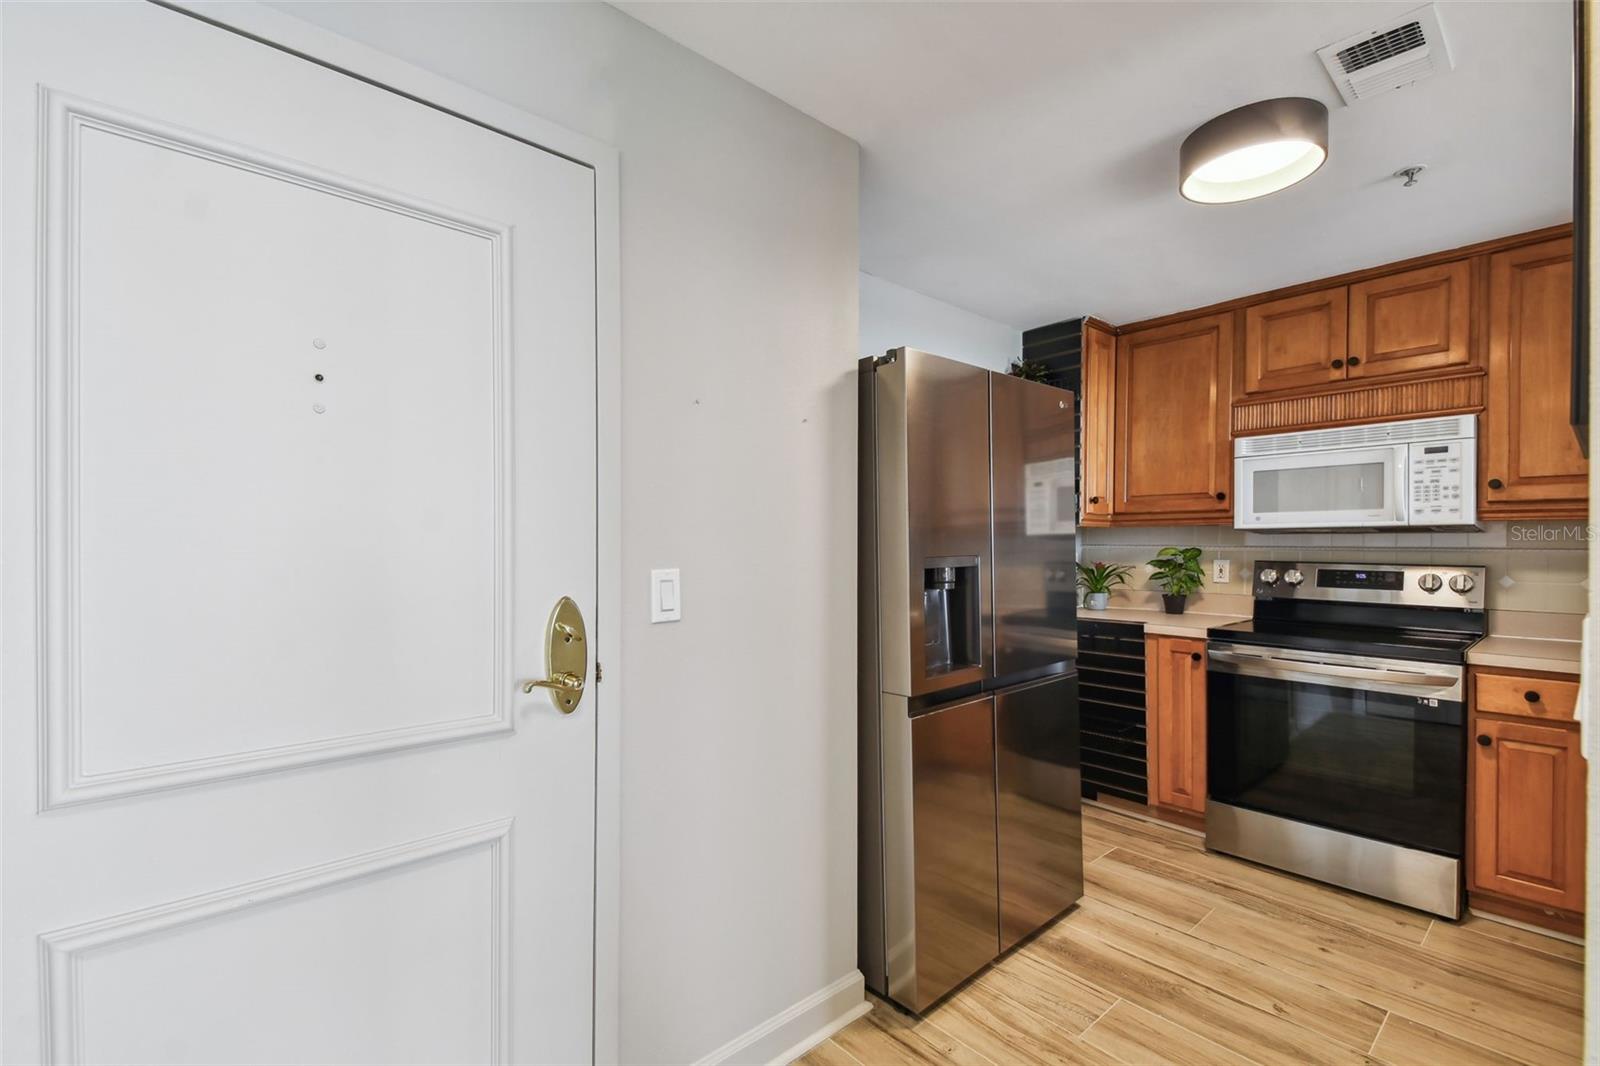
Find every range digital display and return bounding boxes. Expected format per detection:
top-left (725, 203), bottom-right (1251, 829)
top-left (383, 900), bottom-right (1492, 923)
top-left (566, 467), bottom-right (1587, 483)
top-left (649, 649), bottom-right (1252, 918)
top-left (1316, 568), bottom-right (1405, 590)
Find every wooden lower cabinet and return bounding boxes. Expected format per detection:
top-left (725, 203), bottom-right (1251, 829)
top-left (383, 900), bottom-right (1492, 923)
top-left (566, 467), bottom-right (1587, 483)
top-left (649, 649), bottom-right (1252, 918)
top-left (1481, 237), bottom-right (1587, 517)
top-left (1468, 667), bottom-right (1587, 923)
top-left (1146, 635), bottom-right (1207, 814)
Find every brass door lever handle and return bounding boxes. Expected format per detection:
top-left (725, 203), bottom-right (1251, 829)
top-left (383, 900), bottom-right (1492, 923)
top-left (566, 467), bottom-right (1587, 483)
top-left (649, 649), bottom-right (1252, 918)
top-left (523, 672), bottom-right (584, 695)
top-left (521, 596), bottom-right (588, 714)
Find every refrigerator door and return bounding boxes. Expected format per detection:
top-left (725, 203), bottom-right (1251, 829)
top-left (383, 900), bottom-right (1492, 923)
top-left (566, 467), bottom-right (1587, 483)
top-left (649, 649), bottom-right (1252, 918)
top-left (996, 673), bottom-right (1084, 950)
top-left (990, 373), bottom-right (1077, 682)
top-left (893, 693), bottom-right (998, 1011)
top-left (871, 350), bottom-right (994, 698)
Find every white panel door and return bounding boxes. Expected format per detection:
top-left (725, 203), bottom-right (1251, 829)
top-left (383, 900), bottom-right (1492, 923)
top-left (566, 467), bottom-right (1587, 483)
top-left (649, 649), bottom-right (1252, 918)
top-left (2, 3), bottom-right (598, 1062)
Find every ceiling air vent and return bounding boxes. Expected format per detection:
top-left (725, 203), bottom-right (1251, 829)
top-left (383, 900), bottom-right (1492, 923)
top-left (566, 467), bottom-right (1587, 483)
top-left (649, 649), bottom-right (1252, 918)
top-left (1316, 4), bottom-right (1453, 106)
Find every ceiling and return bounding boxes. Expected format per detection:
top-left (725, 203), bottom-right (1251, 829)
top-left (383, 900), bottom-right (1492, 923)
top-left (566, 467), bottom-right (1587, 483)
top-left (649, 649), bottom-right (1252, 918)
top-left (615, 1), bottom-right (1575, 328)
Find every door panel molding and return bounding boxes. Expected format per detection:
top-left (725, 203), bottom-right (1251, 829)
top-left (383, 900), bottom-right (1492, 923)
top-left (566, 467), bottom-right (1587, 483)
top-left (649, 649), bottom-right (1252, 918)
top-left (37, 90), bottom-right (518, 809)
top-left (39, 820), bottom-right (514, 1065)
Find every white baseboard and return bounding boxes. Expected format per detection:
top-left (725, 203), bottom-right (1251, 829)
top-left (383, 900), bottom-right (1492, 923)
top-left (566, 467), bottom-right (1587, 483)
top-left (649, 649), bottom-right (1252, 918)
top-left (693, 970), bottom-right (869, 1066)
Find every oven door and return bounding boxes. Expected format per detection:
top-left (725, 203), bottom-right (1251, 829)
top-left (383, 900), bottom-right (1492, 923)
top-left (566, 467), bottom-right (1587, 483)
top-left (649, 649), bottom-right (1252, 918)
top-left (1206, 645), bottom-right (1465, 857)
top-left (1234, 443), bottom-right (1409, 529)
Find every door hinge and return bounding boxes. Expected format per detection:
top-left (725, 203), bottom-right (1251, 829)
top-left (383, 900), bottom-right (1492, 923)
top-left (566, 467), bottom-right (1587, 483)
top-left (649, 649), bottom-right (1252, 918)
top-left (595, 661), bottom-right (603, 683)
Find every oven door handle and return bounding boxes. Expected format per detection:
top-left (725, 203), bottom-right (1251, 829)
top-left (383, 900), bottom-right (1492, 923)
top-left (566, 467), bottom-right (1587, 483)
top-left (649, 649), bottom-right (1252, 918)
top-left (1206, 648), bottom-right (1459, 689)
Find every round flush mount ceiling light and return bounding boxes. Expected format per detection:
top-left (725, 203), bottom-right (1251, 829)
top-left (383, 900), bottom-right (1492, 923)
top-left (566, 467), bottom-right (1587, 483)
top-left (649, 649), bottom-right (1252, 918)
top-left (1179, 97), bottom-right (1330, 204)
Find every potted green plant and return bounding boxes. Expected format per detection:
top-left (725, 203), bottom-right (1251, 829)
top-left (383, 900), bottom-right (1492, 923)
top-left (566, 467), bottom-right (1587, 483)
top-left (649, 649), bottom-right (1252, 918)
top-left (1007, 357), bottom-right (1050, 383)
top-left (1076, 561), bottom-right (1133, 610)
top-left (1146, 546), bottom-right (1205, 614)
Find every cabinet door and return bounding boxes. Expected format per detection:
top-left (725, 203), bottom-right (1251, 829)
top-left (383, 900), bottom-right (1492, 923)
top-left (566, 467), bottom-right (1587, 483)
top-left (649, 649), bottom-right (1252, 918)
top-left (1114, 314), bottom-right (1233, 519)
top-left (1348, 260), bottom-right (1472, 380)
top-left (1147, 636), bottom-right (1207, 813)
top-left (1482, 237), bottom-right (1587, 513)
top-left (1081, 321), bottom-right (1115, 519)
top-left (1470, 716), bottom-right (1586, 912)
top-left (1242, 286), bottom-right (1348, 395)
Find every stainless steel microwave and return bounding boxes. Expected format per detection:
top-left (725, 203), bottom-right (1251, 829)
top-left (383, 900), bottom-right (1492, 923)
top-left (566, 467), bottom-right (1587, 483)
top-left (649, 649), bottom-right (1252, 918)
top-left (1233, 415), bottom-right (1477, 531)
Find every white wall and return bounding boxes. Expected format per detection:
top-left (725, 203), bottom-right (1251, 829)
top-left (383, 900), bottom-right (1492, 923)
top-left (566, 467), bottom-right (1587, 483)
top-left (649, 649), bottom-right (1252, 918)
top-left (859, 272), bottom-right (1021, 371)
top-left (261, 4), bottom-right (861, 1063)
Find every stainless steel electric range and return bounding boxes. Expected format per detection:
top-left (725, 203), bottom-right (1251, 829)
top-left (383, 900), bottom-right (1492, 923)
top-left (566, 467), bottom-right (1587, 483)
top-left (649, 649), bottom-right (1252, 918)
top-left (1205, 561), bottom-right (1487, 918)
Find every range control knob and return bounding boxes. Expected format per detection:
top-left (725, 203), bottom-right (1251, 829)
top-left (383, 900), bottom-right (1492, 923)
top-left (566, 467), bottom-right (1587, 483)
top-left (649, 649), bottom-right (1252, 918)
top-left (1448, 573), bottom-right (1476, 594)
top-left (1282, 568), bottom-right (1304, 587)
top-left (1259, 568), bottom-right (1280, 585)
top-left (1417, 572), bottom-right (1444, 594)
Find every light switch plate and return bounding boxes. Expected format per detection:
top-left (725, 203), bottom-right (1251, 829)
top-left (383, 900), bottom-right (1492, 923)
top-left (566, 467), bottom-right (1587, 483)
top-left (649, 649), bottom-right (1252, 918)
top-left (650, 568), bottom-right (682, 623)
top-left (1212, 558), bottom-right (1230, 584)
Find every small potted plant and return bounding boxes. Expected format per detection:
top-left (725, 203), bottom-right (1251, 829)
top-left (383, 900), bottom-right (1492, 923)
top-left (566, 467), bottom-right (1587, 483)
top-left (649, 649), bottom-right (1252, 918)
top-left (1146, 546), bottom-right (1205, 614)
top-left (1076, 561), bottom-right (1133, 611)
top-left (1007, 357), bottom-right (1050, 382)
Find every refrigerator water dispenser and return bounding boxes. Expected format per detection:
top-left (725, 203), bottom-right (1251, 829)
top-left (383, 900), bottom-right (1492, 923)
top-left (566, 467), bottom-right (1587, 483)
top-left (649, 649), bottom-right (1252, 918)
top-left (922, 557), bottom-right (980, 676)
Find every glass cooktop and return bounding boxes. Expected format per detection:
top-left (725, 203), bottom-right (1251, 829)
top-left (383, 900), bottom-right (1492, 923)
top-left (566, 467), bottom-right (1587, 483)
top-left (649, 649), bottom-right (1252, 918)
top-left (1206, 618), bottom-right (1480, 665)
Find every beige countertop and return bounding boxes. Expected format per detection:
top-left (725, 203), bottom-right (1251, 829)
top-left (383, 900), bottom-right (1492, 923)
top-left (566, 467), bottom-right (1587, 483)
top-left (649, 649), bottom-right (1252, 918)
top-left (1466, 636), bottom-right (1582, 674)
top-left (1079, 605), bottom-right (1251, 639)
top-left (1084, 605), bottom-right (1585, 671)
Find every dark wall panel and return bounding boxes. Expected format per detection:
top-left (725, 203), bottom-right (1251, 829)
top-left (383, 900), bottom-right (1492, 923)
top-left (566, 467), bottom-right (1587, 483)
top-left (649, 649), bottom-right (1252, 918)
top-left (1021, 316), bottom-right (1083, 394)
top-left (1022, 317), bottom-right (1085, 507)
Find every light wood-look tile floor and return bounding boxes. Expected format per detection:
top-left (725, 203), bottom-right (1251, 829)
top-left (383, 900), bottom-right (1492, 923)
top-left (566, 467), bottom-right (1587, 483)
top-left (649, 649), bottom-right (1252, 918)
top-left (805, 804), bottom-right (1585, 1066)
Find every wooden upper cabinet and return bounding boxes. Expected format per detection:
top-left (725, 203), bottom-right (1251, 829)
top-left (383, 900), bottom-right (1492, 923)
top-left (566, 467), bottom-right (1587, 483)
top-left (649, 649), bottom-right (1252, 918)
top-left (1080, 320), bottom-right (1116, 519)
top-left (1347, 259), bottom-right (1473, 380)
top-left (1113, 313), bottom-right (1233, 520)
top-left (1147, 635), bottom-right (1207, 814)
top-left (1471, 714), bottom-right (1586, 912)
top-left (1242, 286), bottom-right (1348, 396)
top-left (1482, 237), bottom-right (1586, 515)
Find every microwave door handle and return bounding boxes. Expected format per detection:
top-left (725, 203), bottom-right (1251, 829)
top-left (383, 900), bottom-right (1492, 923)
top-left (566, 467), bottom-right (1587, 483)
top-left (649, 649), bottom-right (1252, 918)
top-left (1207, 648), bottom-right (1457, 688)
top-left (1395, 444), bottom-right (1410, 523)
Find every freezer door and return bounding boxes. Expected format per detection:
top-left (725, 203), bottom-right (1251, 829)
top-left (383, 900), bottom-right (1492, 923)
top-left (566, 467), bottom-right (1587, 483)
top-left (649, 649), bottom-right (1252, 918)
top-left (997, 673), bottom-right (1083, 950)
top-left (990, 373), bottom-right (1076, 680)
top-left (894, 694), bottom-right (999, 1011)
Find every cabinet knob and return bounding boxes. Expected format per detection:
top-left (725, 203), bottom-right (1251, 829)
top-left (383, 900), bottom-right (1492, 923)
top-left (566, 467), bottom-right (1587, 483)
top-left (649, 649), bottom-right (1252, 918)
top-left (1190, 651), bottom-right (1202, 662)
top-left (1487, 478), bottom-right (1505, 490)
top-left (1347, 356), bottom-right (1361, 367)
top-left (1331, 358), bottom-right (1344, 369)
top-left (1215, 492), bottom-right (1227, 501)
top-left (1525, 690), bottom-right (1541, 703)
top-left (1088, 495), bottom-right (1101, 504)
top-left (1476, 734), bottom-right (1492, 747)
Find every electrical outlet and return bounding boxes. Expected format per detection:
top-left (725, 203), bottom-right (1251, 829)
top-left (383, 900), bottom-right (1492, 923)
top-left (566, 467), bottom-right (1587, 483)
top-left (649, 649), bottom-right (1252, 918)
top-left (1212, 558), bottom-right (1231, 584)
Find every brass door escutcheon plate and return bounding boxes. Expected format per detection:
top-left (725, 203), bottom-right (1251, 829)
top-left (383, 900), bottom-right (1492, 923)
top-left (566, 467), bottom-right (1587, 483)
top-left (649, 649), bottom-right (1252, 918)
top-left (521, 596), bottom-right (587, 713)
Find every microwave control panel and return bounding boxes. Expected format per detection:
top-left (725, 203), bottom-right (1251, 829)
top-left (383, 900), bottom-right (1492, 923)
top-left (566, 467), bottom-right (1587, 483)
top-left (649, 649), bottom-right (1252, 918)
top-left (1407, 440), bottom-right (1470, 524)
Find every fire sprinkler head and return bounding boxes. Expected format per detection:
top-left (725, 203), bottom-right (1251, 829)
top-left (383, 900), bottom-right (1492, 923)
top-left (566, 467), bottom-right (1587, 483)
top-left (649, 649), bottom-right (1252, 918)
top-left (1393, 165), bottom-right (1428, 187)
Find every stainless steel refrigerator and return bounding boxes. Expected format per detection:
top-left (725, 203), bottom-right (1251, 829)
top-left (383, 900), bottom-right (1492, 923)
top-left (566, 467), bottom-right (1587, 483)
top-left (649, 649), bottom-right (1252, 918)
top-left (858, 347), bottom-right (1082, 1013)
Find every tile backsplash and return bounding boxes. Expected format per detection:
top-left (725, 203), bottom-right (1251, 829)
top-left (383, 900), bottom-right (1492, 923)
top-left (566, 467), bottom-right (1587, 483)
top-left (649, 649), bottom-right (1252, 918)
top-left (1078, 522), bottom-right (1589, 634)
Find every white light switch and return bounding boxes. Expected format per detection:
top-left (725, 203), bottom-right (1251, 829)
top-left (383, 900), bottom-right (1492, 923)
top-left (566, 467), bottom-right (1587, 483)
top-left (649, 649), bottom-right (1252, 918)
top-left (651, 568), bottom-right (682, 623)
top-left (1212, 558), bottom-right (1230, 584)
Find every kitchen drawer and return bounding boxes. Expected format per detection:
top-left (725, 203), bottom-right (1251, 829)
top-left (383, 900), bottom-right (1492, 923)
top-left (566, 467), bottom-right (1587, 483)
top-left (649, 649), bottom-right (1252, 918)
top-left (1473, 670), bottom-right (1579, 721)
